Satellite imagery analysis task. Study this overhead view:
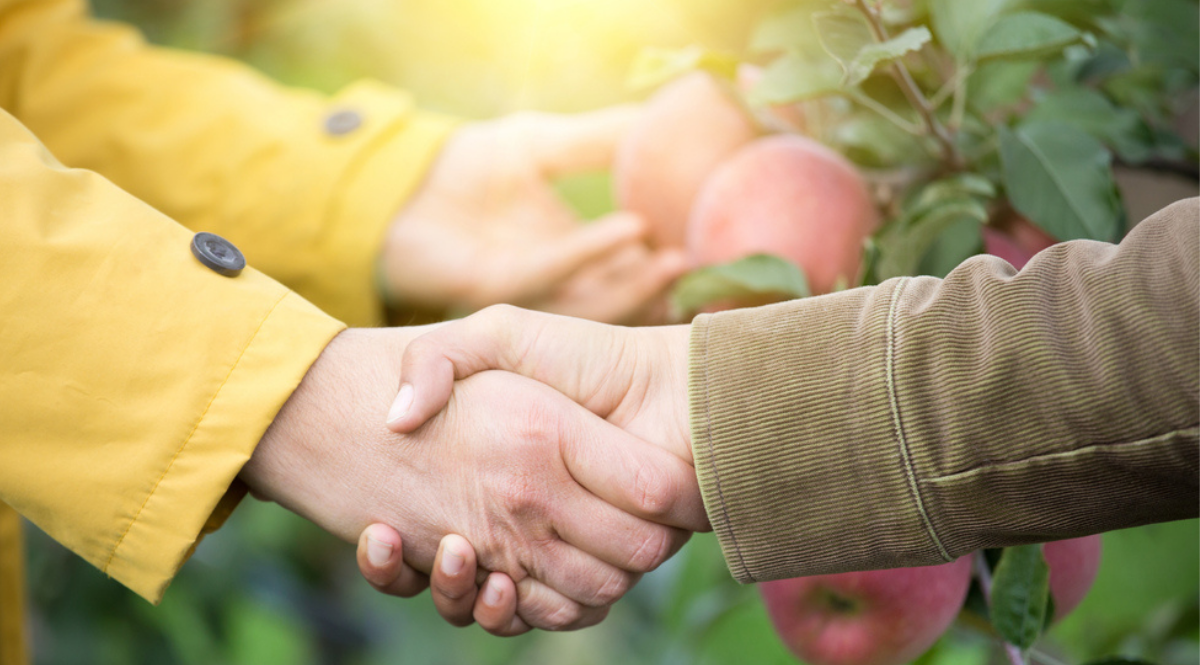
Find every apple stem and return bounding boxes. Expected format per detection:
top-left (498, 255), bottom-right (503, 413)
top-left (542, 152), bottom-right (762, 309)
top-left (973, 553), bottom-right (1030, 665)
top-left (852, 0), bottom-right (965, 170)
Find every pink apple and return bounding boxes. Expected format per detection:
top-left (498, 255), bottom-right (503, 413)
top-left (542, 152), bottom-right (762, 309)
top-left (1044, 535), bottom-right (1102, 621)
top-left (759, 557), bottom-right (974, 665)
top-left (687, 134), bottom-right (880, 295)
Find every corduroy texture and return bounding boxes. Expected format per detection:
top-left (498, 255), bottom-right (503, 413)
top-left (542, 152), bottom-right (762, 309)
top-left (690, 198), bottom-right (1199, 584)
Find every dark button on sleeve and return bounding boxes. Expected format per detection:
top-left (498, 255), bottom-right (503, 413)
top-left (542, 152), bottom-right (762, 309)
top-left (324, 110), bottom-right (363, 136)
top-left (191, 232), bottom-right (246, 277)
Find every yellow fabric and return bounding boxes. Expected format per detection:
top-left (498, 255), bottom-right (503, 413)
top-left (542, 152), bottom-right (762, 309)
top-left (0, 504), bottom-right (24, 665)
top-left (0, 0), bottom-right (459, 327)
top-left (0, 8), bottom-right (458, 660)
top-left (0, 108), bottom-right (346, 606)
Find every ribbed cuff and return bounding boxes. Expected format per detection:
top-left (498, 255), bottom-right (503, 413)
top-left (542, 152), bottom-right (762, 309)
top-left (688, 284), bottom-right (949, 583)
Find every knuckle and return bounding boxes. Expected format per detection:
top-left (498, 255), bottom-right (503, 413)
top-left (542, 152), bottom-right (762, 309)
top-left (633, 461), bottom-right (678, 520)
top-left (434, 579), bottom-right (471, 602)
top-left (538, 601), bottom-right (583, 631)
top-left (626, 527), bottom-right (673, 573)
top-left (589, 568), bottom-right (633, 607)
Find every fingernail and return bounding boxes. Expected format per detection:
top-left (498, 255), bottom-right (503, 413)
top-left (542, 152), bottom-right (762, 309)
top-left (483, 579), bottom-right (503, 606)
top-left (366, 536), bottom-right (393, 567)
top-left (386, 384), bottom-right (414, 425)
top-left (441, 548), bottom-right (465, 576)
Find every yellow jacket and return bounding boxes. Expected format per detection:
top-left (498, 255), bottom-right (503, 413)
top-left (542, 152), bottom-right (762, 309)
top-left (0, 1), bottom-right (456, 662)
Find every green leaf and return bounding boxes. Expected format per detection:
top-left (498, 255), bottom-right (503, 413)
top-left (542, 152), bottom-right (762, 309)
top-left (831, 112), bottom-right (931, 168)
top-left (628, 46), bottom-right (740, 91)
top-left (749, 51), bottom-right (844, 104)
top-left (849, 27), bottom-right (933, 86)
top-left (813, 11), bottom-right (874, 78)
top-left (999, 120), bottom-right (1123, 242)
top-left (968, 60), bottom-right (1041, 112)
top-left (990, 544), bottom-right (1051, 650)
top-left (1121, 0), bottom-right (1200, 74)
top-left (875, 198), bottom-right (989, 279)
top-left (917, 216), bottom-right (984, 278)
top-left (930, 0), bottom-right (1007, 60)
top-left (873, 174), bottom-right (995, 280)
top-left (1082, 660), bottom-right (1158, 665)
top-left (1023, 87), bottom-right (1152, 162)
top-left (975, 11), bottom-right (1083, 61)
top-left (671, 254), bottom-right (810, 314)
top-left (815, 11), bottom-right (932, 87)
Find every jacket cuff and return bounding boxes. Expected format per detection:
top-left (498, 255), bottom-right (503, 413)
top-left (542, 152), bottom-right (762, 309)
top-left (688, 283), bottom-right (950, 584)
top-left (102, 291), bottom-right (344, 603)
top-left (320, 82), bottom-right (460, 327)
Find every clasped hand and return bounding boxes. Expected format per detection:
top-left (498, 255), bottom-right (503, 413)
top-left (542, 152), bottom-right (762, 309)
top-left (240, 320), bottom-right (704, 636)
top-left (354, 306), bottom-right (699, 634)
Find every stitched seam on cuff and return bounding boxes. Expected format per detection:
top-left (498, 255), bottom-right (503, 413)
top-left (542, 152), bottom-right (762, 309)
top-left (700, 319), bottom-right (752, 581)
top-left (885, 278), bottom-right (951, 562)
top-left (101, 291), bottom-right (291, 574)
top-left (923, 426), bottom-right (1200, 484)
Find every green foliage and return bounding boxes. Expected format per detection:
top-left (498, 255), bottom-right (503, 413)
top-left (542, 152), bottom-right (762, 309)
top-left (868, 174), bottom-right (994, 282)
top-left (989, 545), bottom-right (1052, 650)
top-left (999, 121), bottom-right (1124, 241)
top-left (748, 50), bottom-right (843, 104)
top-left (974, 12), bottom-right (1084, 62)
top-left (929, 0), bottom-right (1008, 61)
top-left (670, 254), bottom-right (810, 315)
top-left (814, 11), bottom-right (931, 87)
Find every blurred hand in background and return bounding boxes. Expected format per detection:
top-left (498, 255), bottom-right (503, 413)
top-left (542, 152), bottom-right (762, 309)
top-left (380, 107), bottom-right (687, 324)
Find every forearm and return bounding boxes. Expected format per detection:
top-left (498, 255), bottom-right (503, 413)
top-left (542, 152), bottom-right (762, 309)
top-left (0, 108), bottom-right (344, 602)
top-left (690, 199), bottom-right (1199, 583)
top-left (0, 0), bottom-right (457, 325)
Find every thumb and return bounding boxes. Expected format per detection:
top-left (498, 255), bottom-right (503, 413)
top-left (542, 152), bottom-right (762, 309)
top-left (529, 105), bottom-right (640, 177)
top-left (386, 305), bottom-right (539, 434)
top-left (385, 305), bottom-right (616, 435)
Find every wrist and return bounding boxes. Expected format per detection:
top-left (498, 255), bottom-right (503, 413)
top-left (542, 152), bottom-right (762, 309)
top-left (648, 324), bottom-right (694, 465)
top-left (239, 326), bottom-right (428, 540)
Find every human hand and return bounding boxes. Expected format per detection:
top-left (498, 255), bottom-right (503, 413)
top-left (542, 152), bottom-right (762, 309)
top-left (240, 328), bottom-right (705, 630)
top-left (386, 305), bottom-right (694, 466)
top-left (358, 525), bottom-right (529, 636)
top-left (381, 108), bottom-right (686, 323)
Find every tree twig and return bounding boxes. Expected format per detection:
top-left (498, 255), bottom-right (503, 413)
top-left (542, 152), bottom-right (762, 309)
top-left (974, 553), bottom-right (1029, 665)
top-left (1115, 156), bottom-right (1200, 181)
top-left (853, 0), bottom-right (964, 169)
top-left (848, 88), bottom-right (924, 135)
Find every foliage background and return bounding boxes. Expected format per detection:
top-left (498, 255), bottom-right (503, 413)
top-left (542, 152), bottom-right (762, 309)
top-left (25, 1), bottom-right (1199, 663)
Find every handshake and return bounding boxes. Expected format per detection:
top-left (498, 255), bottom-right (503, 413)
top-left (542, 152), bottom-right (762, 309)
top-left (239, 305), bottom-right (704, 636)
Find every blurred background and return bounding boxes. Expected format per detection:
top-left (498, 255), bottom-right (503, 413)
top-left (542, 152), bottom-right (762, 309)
top-left (25, 1), bottom-right (1200, 663)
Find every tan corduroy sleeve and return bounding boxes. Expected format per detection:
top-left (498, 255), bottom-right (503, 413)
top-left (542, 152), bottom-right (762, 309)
top-left (689, 198), bottom-right (1200, 584)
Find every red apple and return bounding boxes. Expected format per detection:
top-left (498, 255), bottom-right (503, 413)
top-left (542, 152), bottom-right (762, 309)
top-left (760, 557), bottom-right (974, 665)
top-left (687, 134), bottom-right (880, 295)
top-left (615, 72), bottom-right (759, 249)
top-left (984, 216), bottom-right (1058, 270)
top-left (1044, 535), bottom-right (1102, 622)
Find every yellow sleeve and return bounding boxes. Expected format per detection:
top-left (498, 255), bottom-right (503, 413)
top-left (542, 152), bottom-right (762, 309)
top-left (0, 0), bottom-right (458, 326)
top-left (0, 108), bottom-right (345, 603)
